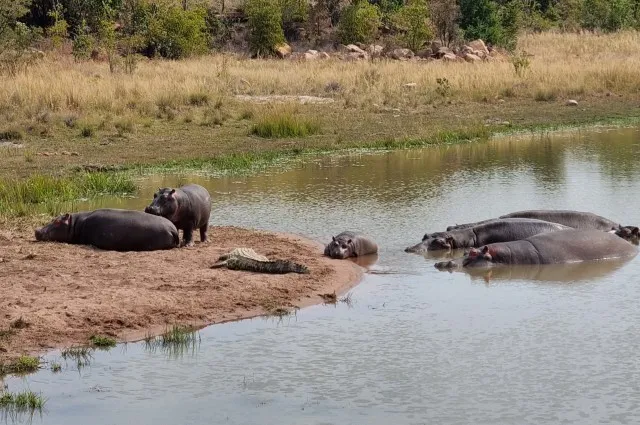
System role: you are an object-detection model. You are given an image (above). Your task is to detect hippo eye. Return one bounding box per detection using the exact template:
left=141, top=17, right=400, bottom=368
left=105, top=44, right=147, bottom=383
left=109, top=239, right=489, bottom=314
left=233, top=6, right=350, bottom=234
left=341, top=244, right=347, bottom=249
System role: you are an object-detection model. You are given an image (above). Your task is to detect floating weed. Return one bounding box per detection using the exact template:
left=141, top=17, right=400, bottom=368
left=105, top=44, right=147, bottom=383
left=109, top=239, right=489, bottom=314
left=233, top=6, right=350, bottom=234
left=89, top=335, right=116, bottom=349
left=339, top=292, right=354, bottom=307
left=61, top=347, right=93, bottom=369
left=250, top=112, right=320, bottom=138
left=50, top=362, right=62, bottom=373
left=144, top=325, right=201, bottom=358
left=0, top=390, right=46, bottom=410
left=0, top=356, right=40, bottom=375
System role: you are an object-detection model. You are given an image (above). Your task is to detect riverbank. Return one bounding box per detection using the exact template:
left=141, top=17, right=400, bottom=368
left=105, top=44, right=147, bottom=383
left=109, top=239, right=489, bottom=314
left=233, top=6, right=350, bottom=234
left=0, top=226, right=362, bottom=365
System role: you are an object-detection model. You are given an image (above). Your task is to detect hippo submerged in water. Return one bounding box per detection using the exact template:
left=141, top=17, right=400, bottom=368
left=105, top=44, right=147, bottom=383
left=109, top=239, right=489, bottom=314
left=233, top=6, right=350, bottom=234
left=324, top=231, right=378, bottom=259
left=405, top=218, right=569, bottom=254
left=435, top=229, right=638, bottom=270
left=145, top=184, right=211, bottom=247
left=34, top=209, right=179, bottom=251
left=446, top=209, right=639, bottom=243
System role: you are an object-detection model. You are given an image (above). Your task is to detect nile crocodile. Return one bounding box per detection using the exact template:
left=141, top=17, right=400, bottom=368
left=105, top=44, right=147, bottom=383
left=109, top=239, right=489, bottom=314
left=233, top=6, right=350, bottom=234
left=211, top=248, right=310, bottom=274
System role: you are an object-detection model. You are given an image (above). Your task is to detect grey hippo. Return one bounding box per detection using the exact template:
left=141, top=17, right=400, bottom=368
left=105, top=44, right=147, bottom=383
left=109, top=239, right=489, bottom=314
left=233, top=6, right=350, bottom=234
left=446, top=209, right=639, bottom=243
left=405, top=218, right=570, bottom=254
left=435, top=229, right=638, bottom=270
left=324, top=231, right=378, bottom=259
left=34, top=209, right=179, bottom=251
left=145, top=184, right=212, bottom=247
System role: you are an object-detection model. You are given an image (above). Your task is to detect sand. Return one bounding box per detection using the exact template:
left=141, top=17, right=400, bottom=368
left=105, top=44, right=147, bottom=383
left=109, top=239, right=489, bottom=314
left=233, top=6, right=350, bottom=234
left=0, top=226, right=362, bottom=363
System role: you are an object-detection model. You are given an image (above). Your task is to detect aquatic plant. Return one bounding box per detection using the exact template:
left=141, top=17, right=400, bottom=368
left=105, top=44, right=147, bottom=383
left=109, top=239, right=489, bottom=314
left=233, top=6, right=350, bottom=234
left=144, top=325, right=201, bottom=358
left=89, top=335, right=117, bottom=348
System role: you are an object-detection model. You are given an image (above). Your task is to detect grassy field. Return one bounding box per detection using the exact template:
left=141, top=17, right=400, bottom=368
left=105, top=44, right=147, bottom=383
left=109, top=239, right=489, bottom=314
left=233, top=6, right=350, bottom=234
left=1, top=31, right=640, bottom=221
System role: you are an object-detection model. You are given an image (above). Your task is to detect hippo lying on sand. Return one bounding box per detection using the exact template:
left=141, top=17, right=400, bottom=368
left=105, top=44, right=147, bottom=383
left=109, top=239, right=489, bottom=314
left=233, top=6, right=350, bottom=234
left=35, top=209, right=179, bottom=251
left=405, top=218, right=569, bottom=253
left=324, top=231, right=378, bottom=259
left=435, top=229, right=638, bottom=270
left=446, top=210, right=638, bottom=242
left=145, top=184, right=211, bottom=247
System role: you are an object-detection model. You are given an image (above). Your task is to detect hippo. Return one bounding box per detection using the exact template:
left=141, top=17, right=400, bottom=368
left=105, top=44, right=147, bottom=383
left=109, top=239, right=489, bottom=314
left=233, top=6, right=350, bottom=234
left=324, top=231, right=378, bottom=259
left=405, top=218, right=569, bottom=254
left=435, top=229, right=638, bottom=270
left=145, top=184, right=211, bottom=247
left=34, top=209, right=179, bottom=251
left=446, top=210, right=638, bottom=242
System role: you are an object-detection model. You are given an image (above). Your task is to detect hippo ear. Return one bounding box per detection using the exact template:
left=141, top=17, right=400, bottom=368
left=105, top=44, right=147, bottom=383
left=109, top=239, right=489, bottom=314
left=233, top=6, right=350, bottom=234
left=347, top=239, right=352, bottom=245
left=332, top=236, right=336, bottom=242
left=633, top=227, right=639, bottom=236
left=481, top=246, right=489, bottom=254
left=169, top=189, right=176, bottom=195
left=445, top=235, right=455, bottom=244
left=422, top=233, right=430, bottom=241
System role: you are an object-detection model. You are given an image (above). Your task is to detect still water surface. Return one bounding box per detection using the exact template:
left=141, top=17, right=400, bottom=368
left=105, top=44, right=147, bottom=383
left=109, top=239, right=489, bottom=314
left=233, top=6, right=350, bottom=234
left=5, top=127, right=640, bottom=425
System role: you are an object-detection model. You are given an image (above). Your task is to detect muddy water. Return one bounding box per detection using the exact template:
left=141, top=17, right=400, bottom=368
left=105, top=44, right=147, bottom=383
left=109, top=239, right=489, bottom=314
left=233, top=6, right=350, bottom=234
left=5, top=127, right=640, bottom=425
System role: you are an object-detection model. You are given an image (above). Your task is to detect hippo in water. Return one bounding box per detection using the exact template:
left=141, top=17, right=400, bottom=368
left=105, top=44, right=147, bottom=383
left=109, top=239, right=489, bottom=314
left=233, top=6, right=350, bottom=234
left=446, top=209, right=638, bottom=243
left=405, top=218, right=569, bottom=254
left=34, top=209, right=179, bottom=251
left=145, top=184, right=211, bottom=247
left=324, top=231, right=378, bottom=259
left=435, top=229, right=638, bottom=270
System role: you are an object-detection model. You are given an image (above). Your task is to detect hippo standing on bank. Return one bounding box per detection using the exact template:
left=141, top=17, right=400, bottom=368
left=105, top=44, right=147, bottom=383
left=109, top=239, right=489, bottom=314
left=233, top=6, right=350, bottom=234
left=446, top=209, right=639, bottom=243
left=34, top=209, right=179, bottom=251
left=324, top=231, right=378, bottom=259
left=435, top=229, right=638, bottom=270
left=405, top=218, right=569, bottom=253
left=145, top=184, right=211, bottom=247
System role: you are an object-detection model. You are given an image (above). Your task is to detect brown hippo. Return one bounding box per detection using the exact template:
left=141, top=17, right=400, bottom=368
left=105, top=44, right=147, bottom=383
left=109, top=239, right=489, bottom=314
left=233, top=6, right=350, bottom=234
left=446, top=210, right=638, bottom=243
left=34, top=209, right=179, bottom=251
left=435, top=229, right=638, bottom=270
left=324, top=231, right=378, bottom=259
left=145, top=184, right=211, bottom=247
left=405, top=218, right=569, bottom=254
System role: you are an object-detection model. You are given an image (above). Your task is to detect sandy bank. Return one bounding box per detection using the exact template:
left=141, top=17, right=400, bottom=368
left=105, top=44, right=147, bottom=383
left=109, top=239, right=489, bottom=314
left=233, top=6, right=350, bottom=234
left=0, top=226, right=362, bottom=363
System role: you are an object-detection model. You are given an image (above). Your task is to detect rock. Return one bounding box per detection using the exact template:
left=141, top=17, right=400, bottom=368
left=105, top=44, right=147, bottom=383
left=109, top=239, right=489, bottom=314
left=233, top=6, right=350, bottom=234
left=356, top=42, right=368, bottom=51
left=304, top=52, right=318, bottom=61
left=345, top=44, right=366, bottom=55
left=390, top=48, right=414, bottom=60
left=431, top=40, right=442, bottom=52
left=467, top=39, right=489, bottom=57
left=343, top=52, right=369, bottom=61
left=442, top=53, right=460, bottom=62
left=566, top=99, right=579, bottom=106
left=306, top=49, right=318, bottom=55
left=367, top=44, right=384, bottom=56
left=403, top=83, right=417, bottom=89
left=433, top=46, right=453, bottom=59
left=318, top=52, right=331, bottom=60
left=416, top=48, right=433, bottom=59
left=463, top=53, right=481, bottom=62
left=275, top=43, right=292, bottom=59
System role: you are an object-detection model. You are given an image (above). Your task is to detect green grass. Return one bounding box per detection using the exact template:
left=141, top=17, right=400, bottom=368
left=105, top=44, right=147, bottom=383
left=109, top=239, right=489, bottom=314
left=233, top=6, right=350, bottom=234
left=89, top=335, right=117, bottom=348
left=251, top=113, right=321, bottom=138
left=50, top=362, right=62, bottom=373
left=0, top=390, right=46, bottom=414
left=61, top=347, right=93, bottom=369
left=0, top=129, right=23, bottom=141
left=144, top=325, right=201, bottom=358
left=0, top=356, right=40, bottom=375
left=0, top=172, right=135, bottom=219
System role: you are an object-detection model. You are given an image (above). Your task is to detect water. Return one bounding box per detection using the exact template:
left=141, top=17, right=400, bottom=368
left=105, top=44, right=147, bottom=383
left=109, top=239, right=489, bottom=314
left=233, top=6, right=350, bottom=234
left=4, top=127, right=640, bottom=425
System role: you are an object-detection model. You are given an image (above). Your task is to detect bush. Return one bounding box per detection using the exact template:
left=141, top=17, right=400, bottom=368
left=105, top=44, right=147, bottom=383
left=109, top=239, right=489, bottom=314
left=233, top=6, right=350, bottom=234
left=458, top=0, right=503, bottom=45
left=72, top=20, right=94, bottom=61
left=280, top=0, right=308, bottom=39
left=581, top=0, right=634, bottom=32
left=147, top=6, right=208, bottom=59
left=392, top=0, right=433, bottom=52
left=338, top=0, right=381, bottom=45
left=246, top=0, right=285, bottom=56
left=251, top=112, right=320, bottom=138
left=430, top=0, right=461, bottom=46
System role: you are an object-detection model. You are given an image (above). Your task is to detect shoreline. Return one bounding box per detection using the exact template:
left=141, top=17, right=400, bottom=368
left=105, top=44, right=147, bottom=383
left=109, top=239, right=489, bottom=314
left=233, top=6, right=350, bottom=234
left=0, top=227, right=363, bottom=368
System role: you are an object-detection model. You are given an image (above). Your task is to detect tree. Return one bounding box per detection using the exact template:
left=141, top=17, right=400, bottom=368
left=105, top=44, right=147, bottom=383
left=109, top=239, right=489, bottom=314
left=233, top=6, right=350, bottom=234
left=430, top=0, right=460, bottom=46
left=392, top=0, right=433, bottom=51
left=246, top=0, right=285, bottom=56
left=337, top=0, right=381, bottom=44
left=47, top=1, right=68, bottom=47
left=458, top=0, right=503, bottom=45
left=1, top=0, right=43, bottom=75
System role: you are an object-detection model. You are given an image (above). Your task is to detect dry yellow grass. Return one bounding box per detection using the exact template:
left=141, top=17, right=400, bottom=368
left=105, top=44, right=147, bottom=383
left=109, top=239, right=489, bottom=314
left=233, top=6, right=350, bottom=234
left=2, top=31, right=640, bottom=124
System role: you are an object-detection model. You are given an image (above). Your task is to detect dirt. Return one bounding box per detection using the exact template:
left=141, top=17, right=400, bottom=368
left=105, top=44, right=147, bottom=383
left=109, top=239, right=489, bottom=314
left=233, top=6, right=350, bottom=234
left=0, top=226, right=362, bottom=363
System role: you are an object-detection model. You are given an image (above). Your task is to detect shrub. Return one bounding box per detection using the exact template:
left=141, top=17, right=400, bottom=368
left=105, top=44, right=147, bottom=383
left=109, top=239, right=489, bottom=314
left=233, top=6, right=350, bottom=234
left=251, top=112, right=320, bottom=138
left=338, top=0, right=381, bottom=45
left=47, top=2, right=68, bottom=48
left=147, top=6, right=208, bottom=59
left=392, top=0, right=433, bottom=52
left=581, top=0, right=634, bottom=32
left=246, top=0, right=286, bottom=56
left=458, top=0, right=503, bottom=45
left=280, top=0, right=308, bottom=39
left=430, top=0, right=461, bottom=46
left=72, top=20, right=94, bottom=61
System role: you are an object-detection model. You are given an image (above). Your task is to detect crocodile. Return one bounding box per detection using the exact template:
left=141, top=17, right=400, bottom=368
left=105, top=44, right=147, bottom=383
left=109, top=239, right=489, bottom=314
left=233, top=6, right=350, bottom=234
left=211, top=248, right=310, bottom=274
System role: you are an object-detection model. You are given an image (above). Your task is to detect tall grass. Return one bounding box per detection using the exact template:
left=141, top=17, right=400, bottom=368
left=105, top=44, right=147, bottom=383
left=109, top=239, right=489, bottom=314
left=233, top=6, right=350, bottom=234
left=0, top=173, right=135, bottom=218
left=1, top=32, right=639, bottom=122
left=251, top=111, right=320, bottom=138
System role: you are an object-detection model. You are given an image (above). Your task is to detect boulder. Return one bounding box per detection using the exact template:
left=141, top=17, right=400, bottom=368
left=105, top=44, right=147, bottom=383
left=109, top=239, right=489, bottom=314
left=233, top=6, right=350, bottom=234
left=367, top=44, right=384, bottom=56
left=416, top=48, right=433, bottom=59
left=463, top=53, right=481, bottom=62
left=304, top=52, right=318, bottom=61
left=566, top=99, right=579, bottom=106
left=275, top=43, right=292, bottom=59
left=345, top=44, right=367, bottom=55
left=343, top=51, right=369, bottom=61
left=306, top=49, right=319, bottom=55
left=442, top=53, right=460, bottom=62
left=403, top=83, right=417, bottom=89
left=390, top=48, right=414, bottom=60
left=318, top=52, right=331, bottom=60
left=431, top=40, right=442, bottom=52
left=467, top=39, right=489, bottom=57
left=433, top=46, right=453, bottom=59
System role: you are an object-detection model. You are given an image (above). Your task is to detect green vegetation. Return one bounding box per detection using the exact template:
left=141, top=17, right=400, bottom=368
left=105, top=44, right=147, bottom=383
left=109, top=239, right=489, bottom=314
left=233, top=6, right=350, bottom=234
left=61, top=347, right=93, bottom=369
left=338, top=0, right=381, bottom=45
left=0, top=390, right=46, bottom=411
left=144, top=325, right=201, bottom=358
left=0, top=356, right=40, bottom=375
left=89, top=335, right=117, bottom=348
left=246, top=0, right=286, bottom=56
left=391, top=0, right=433, bottom=52
left=50, top=362, right=62, bottom=373
left=0, top=173, right=135, bottom=219
left=251, top=112, right=320, bottom=138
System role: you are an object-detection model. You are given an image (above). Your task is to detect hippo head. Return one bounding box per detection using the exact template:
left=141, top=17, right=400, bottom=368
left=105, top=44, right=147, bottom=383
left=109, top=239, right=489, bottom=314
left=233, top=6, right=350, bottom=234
left=145, top=188, right=178, bottom=220
left=426, top=235, right=455, bottom=251
left=460, top=246, right=496, bottom=268
left=614, top=226, right=640, bottom=244
left=35, top=213, right=72, bottom=242
left=326, top=236, right=353, bottom=259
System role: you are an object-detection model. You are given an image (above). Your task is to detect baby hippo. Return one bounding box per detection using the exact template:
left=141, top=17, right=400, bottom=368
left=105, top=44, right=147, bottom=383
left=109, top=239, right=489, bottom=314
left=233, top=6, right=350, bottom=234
left=324, top=231, right=378, bottom=259
left=145, top=184, right=211, bottom=247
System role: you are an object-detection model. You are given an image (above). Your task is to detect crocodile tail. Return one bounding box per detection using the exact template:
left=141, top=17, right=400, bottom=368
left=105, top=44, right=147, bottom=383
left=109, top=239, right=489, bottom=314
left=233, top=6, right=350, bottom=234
left=272, top=260, right=310, bottom=274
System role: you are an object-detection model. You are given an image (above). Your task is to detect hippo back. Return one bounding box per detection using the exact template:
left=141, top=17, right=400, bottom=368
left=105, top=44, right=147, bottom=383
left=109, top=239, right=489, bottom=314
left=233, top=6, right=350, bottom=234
left=472, top=218, right=569, bottom=246
left=501, top=210, right=620, bottom=231
left=526, top=229, right=638, bottom=264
